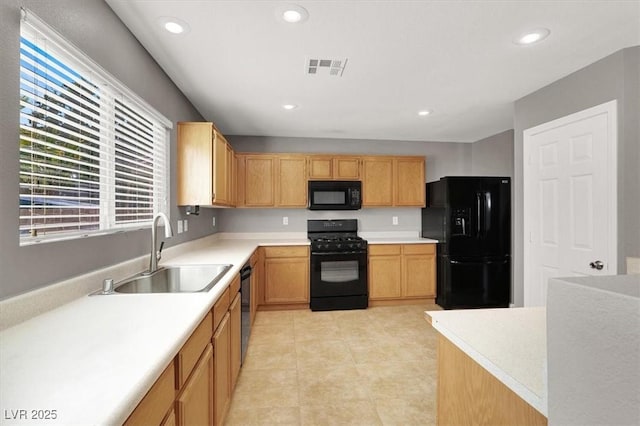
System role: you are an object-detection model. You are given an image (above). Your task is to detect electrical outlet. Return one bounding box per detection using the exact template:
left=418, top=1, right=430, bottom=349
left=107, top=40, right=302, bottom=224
left=212, top=217, right=216, bottom=227
left=392, top=216, right=399, bottom=225
left=184, top=219, right=188, bottom=232
left=283, top=216, right=289, bottom=226
left=177, top=220, right=183, bottom=234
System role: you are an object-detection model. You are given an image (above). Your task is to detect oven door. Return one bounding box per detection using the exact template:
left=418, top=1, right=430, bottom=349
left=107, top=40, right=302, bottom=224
left=310, top=251, right=368, bottom=297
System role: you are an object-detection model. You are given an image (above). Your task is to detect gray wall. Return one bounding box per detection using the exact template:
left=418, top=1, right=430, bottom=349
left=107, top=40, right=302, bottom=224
left=471, top=129, right=514, bottom=177
left=221, top=136, right=475, bottom=233
left=0, top=0, right=217, bottom=300
left=513, top=46, right=640, bottom=307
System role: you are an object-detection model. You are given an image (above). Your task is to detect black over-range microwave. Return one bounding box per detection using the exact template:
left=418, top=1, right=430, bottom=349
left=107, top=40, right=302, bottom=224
left=308, top=180, right=362, bottom=210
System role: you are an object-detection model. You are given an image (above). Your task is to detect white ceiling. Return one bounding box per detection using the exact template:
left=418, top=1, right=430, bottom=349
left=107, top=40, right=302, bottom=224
left=105, top=0, right=639, bottom=143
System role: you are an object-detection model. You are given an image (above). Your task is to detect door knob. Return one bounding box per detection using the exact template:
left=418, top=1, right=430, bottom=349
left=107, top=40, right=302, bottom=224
left=589, top=260, right=604, bottom=270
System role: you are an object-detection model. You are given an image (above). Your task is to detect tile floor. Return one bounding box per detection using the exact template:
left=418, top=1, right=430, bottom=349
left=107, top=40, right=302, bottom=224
left=225, top=303, right=442, bottom=426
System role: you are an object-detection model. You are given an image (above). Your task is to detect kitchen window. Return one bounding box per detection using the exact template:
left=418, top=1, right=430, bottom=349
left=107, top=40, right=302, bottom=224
left=19, top=9, right=172, bottom=245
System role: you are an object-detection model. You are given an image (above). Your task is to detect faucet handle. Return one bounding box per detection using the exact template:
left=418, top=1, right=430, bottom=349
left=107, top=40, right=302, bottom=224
left=102, top=278, right=114, bottom=294
left=156, top=241, right=165, bottom=261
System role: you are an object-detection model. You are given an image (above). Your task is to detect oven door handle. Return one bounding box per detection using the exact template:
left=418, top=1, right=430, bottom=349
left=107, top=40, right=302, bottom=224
left=311, top=251, right=367, bottom=256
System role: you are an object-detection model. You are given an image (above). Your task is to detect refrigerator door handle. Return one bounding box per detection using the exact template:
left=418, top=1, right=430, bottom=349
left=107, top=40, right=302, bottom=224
left=476, top=192, right=482, bottom=237
left=484, top=191, right=492, bottom=238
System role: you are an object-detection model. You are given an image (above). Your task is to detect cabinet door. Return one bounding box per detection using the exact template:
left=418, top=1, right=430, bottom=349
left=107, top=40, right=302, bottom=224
left=176, top=344, right=213, bottom=426
left=402, top=251, right=436, bottom=297
left=213, top=313, right=231, bottom=426
left=362, top=157, right=394, bottom=206
left=395, top=157, right=425, bottom=206
left=212, top=132, right=229, bottom=205
left=250, top=249, right=261, bottom=324
left=244, top=156, right=275, bottom=206
left=334, top=156, right=360, bottom=180
left=308, top=156, right=333, bottom=179
left=276, top=155, right=307, bottom=207
left=177, top=122, right=213, bottom=206
left=369, top=254, right=402, bottom=299
left=229, top=292, right=241, bottom=393
left=125, top=362, right=176, bottom=426
left=264, top=257, right=309, bottom=304
left=161, top=408, right=176, bottom=426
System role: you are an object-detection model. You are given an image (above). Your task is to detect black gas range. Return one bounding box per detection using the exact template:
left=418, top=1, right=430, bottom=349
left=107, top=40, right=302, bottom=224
left=308, top=219, right=368, bottom=311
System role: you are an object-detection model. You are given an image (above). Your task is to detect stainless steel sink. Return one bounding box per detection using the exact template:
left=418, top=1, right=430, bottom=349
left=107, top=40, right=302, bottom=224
left=113, top=264, right=232, bottom=294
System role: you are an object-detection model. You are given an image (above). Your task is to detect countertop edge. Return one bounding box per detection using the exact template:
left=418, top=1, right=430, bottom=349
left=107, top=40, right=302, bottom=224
left=428, top=311, right=548, bottom=416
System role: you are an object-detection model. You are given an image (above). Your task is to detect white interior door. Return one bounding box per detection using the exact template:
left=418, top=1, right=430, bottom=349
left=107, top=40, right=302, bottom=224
left=523, top=100, right=617, bottom=307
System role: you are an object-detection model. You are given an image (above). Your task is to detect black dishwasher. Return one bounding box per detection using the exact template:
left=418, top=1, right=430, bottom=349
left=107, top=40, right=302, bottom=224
left=240, top=263, right=252, bottom=364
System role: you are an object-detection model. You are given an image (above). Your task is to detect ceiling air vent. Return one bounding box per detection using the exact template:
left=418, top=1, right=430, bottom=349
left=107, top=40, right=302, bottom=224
left=306, top=58, right=348, bottom=76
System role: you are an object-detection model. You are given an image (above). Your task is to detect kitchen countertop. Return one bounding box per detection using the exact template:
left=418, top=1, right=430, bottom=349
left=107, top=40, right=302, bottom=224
left=426, top=307, right=547, bottom=416
left=0, top=238, right=276, bottom=425
left=0, top=233, right=436, bottom=425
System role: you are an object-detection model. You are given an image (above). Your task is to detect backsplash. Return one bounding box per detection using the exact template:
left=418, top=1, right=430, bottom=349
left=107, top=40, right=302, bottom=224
left=218, top=208, right=421, bottom=233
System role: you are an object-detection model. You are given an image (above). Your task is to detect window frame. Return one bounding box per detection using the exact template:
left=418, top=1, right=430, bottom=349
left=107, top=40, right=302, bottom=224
left=19, top=8, right=172, bottom=246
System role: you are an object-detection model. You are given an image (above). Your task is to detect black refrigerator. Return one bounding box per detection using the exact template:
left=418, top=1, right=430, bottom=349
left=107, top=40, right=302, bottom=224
left=421, top=176, right=511, bottom=309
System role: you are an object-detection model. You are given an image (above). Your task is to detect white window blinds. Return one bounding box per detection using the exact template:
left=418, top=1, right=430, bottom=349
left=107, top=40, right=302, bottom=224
left=19, top=9, right=171, bottom=245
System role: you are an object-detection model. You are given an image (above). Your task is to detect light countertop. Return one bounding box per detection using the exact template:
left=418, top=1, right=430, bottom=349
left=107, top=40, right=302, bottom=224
left=0, top=238, right=266, bottom=425
left=426, top=307, right=547, bottom=416
left=0, top=233, right=437, bottom=425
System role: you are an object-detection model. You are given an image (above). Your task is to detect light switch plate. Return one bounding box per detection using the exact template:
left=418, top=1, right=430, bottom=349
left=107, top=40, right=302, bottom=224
left=212, top=217, right=216, bottom=227
left=627, top=257, right=640, bottom=274
left=183, top=219, right=188, bottom=232
left=392, top=216, right=398, bottom=225
left=177, top=220, right=183, bottom=234
left=283, top=216, right=289, bottom=225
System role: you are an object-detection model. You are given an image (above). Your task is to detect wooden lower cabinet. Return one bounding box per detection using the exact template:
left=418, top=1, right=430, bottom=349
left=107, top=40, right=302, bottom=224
left=368, top=246, right=402, bottom=299
left=124, top=362, right=176, bottom=426
left=213, top=312, right=231, bottom=426
left=161, top=408, right=176, bottom=426
left=250, top=249, right=261, bottom=324
left=369, top=244, right=436, bottom=303
left=229, top=292, right=241, bottom=392
left=437, top=334, right=547, bottom=426
left=263, top=246, right=310, bottom=306
left=402, top=244, right=436, bottom=297
left=176, top=344, right=214, bottom=426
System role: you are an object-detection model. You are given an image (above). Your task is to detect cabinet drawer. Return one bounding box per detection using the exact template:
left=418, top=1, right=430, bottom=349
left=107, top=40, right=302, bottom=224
left=125, top=362, right=175, bottom=426
left=263, top=246, right=309, bottom=258
left=213, top=286, right=231, bottom=331
left=369, top=244, right=401, bottom=255
left=229, top=273, right=241, bottom=296
left=177, top=311, right=213, bottom=388
left=403, top=244, right=435, bottom=255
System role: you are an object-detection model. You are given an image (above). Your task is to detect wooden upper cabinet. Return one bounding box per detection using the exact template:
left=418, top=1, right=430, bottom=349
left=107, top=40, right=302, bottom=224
left=362, top=156, right=425, bottom=207
left=308, top=155, right=360, bottom=180
left=394, top=157, right=425, bottom=207
left=362, top=156, right=394, bottom=206
left=243, top=155, right=275, bottom=207
left=276, top=155, right=307, bottom=207
left=334, top=156, right=360, bottom=180
left=213, top=131, right=231, bottom=205
left=308, top=156, right=333, bottom=179
left=177, top=122, right=234, bottom=207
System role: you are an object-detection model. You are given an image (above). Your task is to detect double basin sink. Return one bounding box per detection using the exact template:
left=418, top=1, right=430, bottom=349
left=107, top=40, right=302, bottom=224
left=112, top=264, right=232, bottom=294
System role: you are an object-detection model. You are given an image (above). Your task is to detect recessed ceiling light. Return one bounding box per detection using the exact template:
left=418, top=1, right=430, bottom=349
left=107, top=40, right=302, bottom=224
left=282, top=104, right=298, bottom=110
left=418, top=110, right=432, bottom=116
left=515, top=28, right=550, bottom=45
left=277, top=4, right=309, bottom=23
left=158, top=17, right=190, bottom=35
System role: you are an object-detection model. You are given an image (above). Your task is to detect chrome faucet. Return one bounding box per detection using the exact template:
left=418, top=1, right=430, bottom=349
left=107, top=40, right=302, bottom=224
left=147, top=212, right=173, bottom=275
